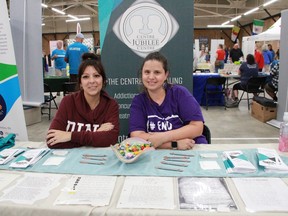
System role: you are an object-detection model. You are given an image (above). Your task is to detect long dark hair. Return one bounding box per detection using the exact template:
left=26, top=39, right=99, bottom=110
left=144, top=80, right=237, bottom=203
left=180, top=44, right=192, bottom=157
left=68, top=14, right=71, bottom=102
left=78, top=53, right=107, bottom=88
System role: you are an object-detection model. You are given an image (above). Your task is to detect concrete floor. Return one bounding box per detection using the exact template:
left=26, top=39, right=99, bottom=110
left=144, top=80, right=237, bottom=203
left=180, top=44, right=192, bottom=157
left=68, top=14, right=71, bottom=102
left=27, top=94, right=280, bottom=145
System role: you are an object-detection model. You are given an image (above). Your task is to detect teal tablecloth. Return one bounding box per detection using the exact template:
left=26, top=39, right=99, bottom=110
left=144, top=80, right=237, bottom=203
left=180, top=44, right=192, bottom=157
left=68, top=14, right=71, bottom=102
left=1, top=148, right=288, bottom=178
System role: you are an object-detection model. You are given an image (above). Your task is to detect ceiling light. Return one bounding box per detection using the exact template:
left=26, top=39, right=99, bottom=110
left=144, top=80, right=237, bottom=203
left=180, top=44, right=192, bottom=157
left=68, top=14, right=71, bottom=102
left=66, top=17, right=91, bottom=22
left=263, top=0, right=278, bottom=7
left=68, top=14, right=78, bottom=20
left=207, top=25, right=234, bottom=28
left=231, top=15, right=242, bottom=22
left=41, top=3, right=48, bottom=8
left=244, top=7, right=259, bottom=16
left=42, top=23, right=45, bottom=26
left=222, top=21, right=230, bottom=25
left=52, top=7, right=65, bottom=15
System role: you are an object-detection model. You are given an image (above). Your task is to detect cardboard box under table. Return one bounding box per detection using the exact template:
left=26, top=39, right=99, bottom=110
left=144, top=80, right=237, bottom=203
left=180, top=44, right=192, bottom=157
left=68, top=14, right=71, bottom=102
left=251, top=97, right=277, bottom=123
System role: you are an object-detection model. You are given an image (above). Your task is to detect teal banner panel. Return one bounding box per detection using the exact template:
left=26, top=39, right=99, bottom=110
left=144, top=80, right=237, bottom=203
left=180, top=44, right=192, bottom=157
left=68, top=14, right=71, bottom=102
left=99, top=0, right=194, bottom=142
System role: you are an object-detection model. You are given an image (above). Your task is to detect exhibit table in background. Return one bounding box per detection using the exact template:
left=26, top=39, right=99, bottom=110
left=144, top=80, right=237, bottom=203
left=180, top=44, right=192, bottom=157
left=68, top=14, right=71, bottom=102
left=195, top=62, right=212, bottom=73
left=44, top=76, right=69, bottom=93
left=193, top=73, right=225, bottom=106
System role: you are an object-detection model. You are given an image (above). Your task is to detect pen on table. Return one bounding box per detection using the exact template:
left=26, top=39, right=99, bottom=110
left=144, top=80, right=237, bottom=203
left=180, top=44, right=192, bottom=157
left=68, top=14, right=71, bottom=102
left=164, top=156, right=190, bottom=159
left=82, top=156, right=106, bottom=161
left=80, top=160, right=105, bottom=165
left=82, top=154, right=107, bottom=157
left=14, top=150, right=25, bottom=157
left=155, top=166, right=183, bottom=172
left=161, top=161, right=189, bottom=167
left=163, top=158, right=191, bottom=163
left=170, top=152, right=195, bottom=157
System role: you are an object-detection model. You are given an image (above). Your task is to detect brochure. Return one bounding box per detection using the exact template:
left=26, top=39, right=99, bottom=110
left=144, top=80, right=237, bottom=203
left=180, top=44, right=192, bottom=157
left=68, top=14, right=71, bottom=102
left=0, top=148, right=25, bottom=165
left=9, top=148, right=50, bottom=168
left=222, top=150, right=256, bottom=173
left=257, top=148, right=288, bottom=173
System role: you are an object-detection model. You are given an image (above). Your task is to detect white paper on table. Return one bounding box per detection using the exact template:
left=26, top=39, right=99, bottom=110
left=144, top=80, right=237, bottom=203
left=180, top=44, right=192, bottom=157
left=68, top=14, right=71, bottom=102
left=54, top=175, right=117, bottom=207
left=199, top=153, right=218, bottom=158
left=178, top=177, right=237, bottom=211
left=43, top=157, right=66, bottom=166
left=117, top=176, right=175, bottom=210
left=233, top=178, right=288, bottom=212
left=0, top=173, right=20, bottom=191
left=0, top=172, right=64, bottom=204
left=199, top=161, right=221, bottom=170
left=52, top=150, right=69, bottom=156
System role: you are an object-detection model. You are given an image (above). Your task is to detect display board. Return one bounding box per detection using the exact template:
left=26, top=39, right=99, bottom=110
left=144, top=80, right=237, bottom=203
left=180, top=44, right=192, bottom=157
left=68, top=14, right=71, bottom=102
left=99, top=0, right=194, bottom=141
left=0, top=0, right=28, bottom=140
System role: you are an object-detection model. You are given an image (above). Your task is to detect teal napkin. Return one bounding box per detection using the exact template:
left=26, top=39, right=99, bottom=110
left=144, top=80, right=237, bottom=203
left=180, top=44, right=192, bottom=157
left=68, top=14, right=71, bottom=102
left=0, top=133, right=16, bottom=151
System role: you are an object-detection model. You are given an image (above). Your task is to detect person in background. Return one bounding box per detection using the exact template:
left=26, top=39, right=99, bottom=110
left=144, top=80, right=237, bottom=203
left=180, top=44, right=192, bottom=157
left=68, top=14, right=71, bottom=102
left=204, top=49, right=210, bottom=63
left=198, top=49, right=206, bottom=63
left=262, top=44, right=273, bottom=73
left=229, top=43, right=243, bottom=63
left=65, top=33, right=89, bottom=82
left=254, top=42, right=264, bottom=72
left=268, top=44, right=275, bottom=61
left=224, top=45, right=230, bottom=63
left=51, top=40, right=66, bottom=76
left=215, top=44, right=225, bottom=73
left=46, top=53, right=119, bottom=148
left=129, top=52, right=207, bottom=150
left=42, top=49, right=48, bottom=74
left=96, top=48, right=101, bottom=56
left=265, top=49, right=280, bottom=101
left=227, top=54, right=258, bottom=107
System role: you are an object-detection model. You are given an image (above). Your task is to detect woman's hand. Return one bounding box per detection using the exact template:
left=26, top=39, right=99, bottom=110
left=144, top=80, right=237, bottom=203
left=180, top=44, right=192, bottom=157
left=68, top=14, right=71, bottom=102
left=97, top=123, right=114, bottom=132
left=176, top=138, right=195, bottom=150
left=46, top=129, right=72, bottom=146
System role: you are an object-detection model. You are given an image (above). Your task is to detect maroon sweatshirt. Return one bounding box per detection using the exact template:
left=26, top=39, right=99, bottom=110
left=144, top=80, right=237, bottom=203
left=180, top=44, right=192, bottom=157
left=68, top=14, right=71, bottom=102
left=47, top=90, right=119, bottom=148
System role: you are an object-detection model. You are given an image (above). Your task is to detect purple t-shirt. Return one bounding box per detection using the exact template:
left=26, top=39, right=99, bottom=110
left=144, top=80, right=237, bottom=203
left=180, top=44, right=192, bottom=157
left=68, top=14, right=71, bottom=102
left=129, top=85, right=207, bottom=144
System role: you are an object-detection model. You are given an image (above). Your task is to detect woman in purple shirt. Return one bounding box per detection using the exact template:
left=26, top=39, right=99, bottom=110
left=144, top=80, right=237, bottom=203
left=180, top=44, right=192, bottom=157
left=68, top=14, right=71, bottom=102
left=129, top=52, right=207, bottom=150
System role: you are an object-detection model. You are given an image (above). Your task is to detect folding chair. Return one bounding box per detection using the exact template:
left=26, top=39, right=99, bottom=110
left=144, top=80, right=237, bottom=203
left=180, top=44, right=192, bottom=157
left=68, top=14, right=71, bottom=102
left=42, top=83, right=58, bottom=120
left=238, top=76, right=266, bottom=110
left=63, top=82, right=77, bottom=96
left=204, top=77, right=227, bottom=110
left=202, top=124, right=211, bottom=144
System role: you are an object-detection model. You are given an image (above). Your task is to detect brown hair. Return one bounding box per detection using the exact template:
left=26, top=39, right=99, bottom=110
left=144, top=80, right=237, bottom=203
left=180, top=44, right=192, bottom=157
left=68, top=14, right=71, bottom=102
left=78, top=53, right=107, bottom=88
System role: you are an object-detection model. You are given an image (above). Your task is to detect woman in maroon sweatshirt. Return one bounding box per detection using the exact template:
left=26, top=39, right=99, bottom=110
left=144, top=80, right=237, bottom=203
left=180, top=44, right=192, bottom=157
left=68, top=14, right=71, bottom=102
left=46, top=53, right=119, bottom=148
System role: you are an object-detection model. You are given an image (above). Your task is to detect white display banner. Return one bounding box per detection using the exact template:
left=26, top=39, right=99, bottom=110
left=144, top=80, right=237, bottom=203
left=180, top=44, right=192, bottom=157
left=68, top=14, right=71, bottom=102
left=0, top=0, right=28, bottom=141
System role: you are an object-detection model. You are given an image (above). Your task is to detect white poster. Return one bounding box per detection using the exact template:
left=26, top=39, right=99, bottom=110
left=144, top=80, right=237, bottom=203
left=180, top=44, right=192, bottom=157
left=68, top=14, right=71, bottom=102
left=0, top=0, right=28, bottom=141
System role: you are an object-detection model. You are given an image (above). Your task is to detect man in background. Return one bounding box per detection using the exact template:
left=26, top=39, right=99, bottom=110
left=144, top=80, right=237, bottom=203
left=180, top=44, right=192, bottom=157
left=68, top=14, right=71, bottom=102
left=65, top=33, right=89, bottom=82
left=229, top=43, right=243, bottom=63
left=51, top=40, right=66, bottom=76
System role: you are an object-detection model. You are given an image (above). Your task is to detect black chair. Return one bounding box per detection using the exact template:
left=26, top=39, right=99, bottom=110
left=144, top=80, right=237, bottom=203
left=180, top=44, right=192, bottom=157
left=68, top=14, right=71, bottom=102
left=63, top=82, right=77, bottom=96
left=202, top=124, right=211, bottom=144
left=42, top=83, right=58, bottom=120
left=238, top=76, right=266, bottom=110
left=204, top=77, right=227, bottom=110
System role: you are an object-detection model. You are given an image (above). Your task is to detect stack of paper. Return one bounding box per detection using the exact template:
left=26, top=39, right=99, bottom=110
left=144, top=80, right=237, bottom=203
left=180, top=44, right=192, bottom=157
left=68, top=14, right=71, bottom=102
left=257, top=148, right=288, bottom=173
left=233, top=178, right=288, bottom=212
left=0, top=148, right=25, bottom=165
left=9, top=148, right=50, bottom=168
left=178, top=177, right=237, bottom=211
left=222, top=150, right=256, bottom=173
